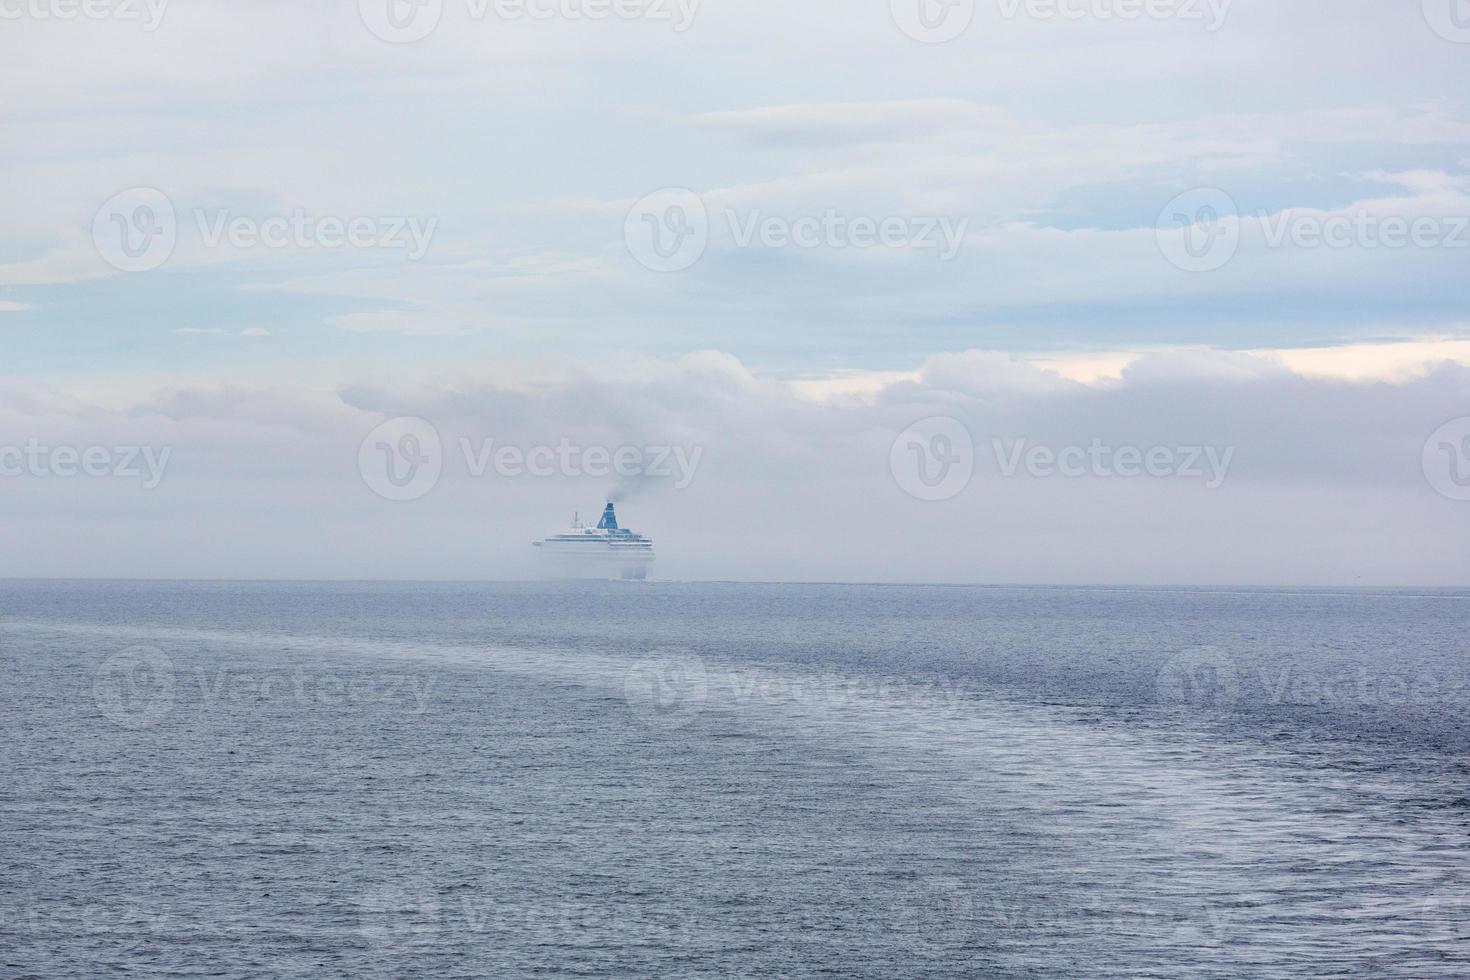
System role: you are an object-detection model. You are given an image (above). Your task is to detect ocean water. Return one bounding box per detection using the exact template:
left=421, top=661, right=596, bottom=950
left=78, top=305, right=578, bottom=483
left=1, top=580, right=1467, bottom=978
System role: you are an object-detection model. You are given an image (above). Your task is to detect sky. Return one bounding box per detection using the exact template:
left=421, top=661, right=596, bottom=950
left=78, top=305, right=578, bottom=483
left=1, top=0, right=1469, bottom=584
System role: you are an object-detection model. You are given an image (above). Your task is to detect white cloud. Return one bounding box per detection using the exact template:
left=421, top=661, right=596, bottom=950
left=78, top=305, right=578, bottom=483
left=1, top=0, right=1467, bottom=587
left=1, top=348, right=1467, bottom=583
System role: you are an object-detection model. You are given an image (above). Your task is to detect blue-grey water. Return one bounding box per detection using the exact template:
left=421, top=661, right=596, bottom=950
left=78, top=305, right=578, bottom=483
left=2, top=580, right=1467, bottom=978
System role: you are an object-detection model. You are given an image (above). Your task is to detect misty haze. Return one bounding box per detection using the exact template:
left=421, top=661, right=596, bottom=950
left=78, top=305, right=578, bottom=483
left=2, top=1, right=1468, bottom=977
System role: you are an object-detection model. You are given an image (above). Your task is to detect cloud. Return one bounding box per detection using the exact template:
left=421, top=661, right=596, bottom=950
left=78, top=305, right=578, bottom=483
left=3, top=10, right=1467, bottom=357
left=175, top=326, right=273, bottom=338
left=0, top=0, right=1466, bottom=589
left=327, top=309, right=469, bottom=336
left=1, top=348, right=1466, bottom=584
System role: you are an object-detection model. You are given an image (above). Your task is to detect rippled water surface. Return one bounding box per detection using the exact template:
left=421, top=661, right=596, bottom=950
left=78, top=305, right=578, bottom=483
left=2, top=581, right=1468, bottom=977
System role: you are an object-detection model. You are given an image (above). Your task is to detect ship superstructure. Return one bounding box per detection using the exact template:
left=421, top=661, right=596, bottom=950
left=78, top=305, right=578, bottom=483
left=533, top=503, right=654, bottom=579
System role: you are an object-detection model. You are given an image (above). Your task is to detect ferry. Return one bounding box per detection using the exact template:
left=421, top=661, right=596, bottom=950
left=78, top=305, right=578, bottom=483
left=533, top=503, right=654, bottom=580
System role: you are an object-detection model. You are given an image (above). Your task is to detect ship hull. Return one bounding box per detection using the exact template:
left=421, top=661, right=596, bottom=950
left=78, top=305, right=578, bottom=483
left=535, top=542, right=654, bottom=581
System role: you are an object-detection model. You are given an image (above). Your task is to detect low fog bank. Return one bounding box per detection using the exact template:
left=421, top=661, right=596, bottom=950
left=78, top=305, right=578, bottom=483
left=1, top=349, right=1466, bottom=585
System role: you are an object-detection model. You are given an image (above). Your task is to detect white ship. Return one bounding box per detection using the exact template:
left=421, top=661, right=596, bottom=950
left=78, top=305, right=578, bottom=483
left=533, top=503, right=655, bottom=580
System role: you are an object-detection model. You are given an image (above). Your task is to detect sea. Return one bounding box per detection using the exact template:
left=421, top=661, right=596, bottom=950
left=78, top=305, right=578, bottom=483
left=1, top=580, right=1467, bottom=978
